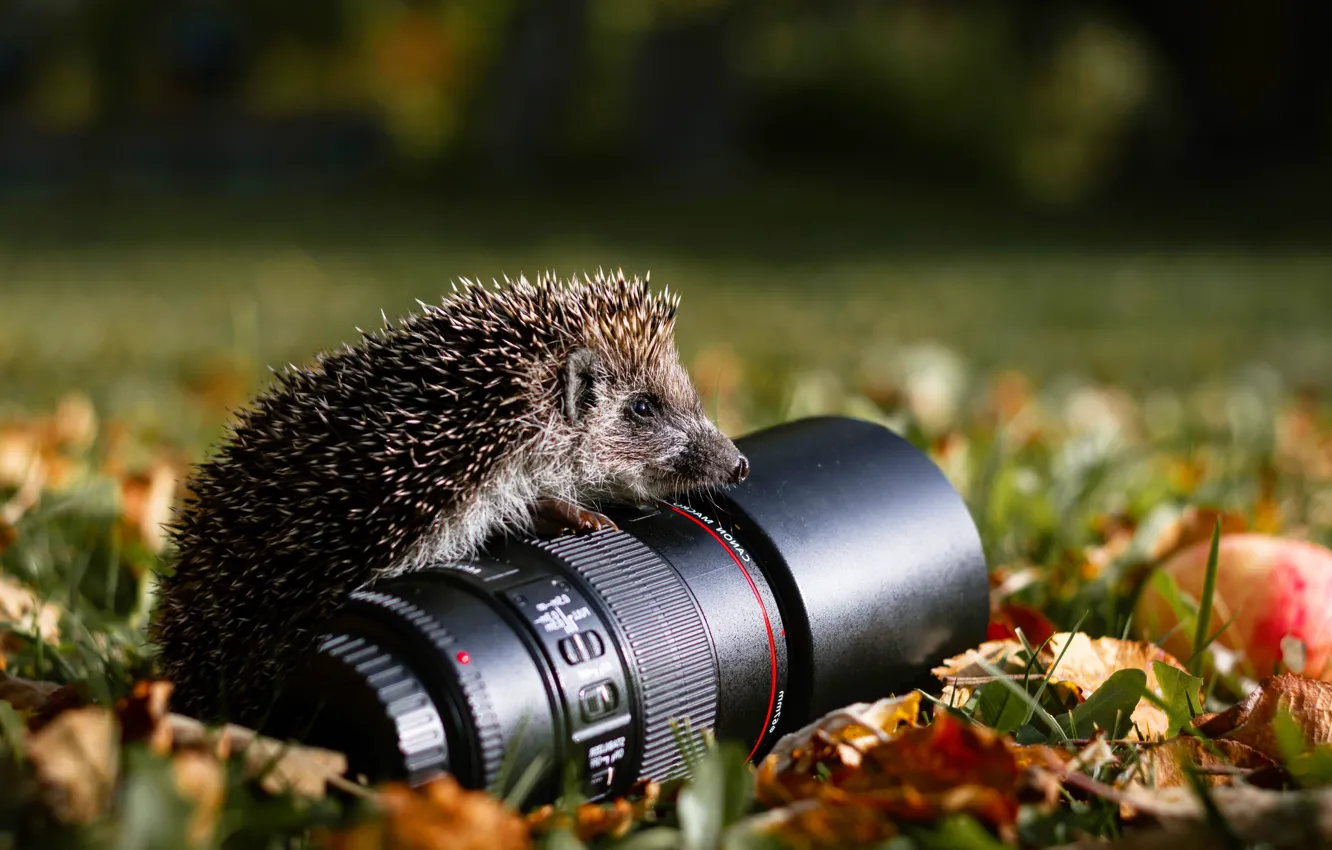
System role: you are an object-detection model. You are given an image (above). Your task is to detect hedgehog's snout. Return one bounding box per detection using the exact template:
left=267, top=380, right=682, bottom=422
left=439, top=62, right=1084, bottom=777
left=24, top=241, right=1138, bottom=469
left=731, top=454, right=750, bottom=484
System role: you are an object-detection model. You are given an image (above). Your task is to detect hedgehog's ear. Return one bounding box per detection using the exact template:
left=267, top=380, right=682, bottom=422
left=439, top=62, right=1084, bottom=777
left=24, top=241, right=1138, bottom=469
left=563, top=347, right=600, bottom=424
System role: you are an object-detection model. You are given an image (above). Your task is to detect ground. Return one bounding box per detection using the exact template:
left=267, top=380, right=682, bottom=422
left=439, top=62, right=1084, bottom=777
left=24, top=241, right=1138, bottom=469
left=0, top=186, right=1330, bottom=848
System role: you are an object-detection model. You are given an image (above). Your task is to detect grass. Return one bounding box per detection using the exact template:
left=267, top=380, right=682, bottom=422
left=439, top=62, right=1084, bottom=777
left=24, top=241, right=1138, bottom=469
left=1, top=187, right=1330, bottom=848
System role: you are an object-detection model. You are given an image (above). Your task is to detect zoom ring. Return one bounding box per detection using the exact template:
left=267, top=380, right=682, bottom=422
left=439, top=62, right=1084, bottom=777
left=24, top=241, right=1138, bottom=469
left=538, top=531, right=719, bottom=780
left=318, top=634, right=450, bottom=784
left=349, top=590, right=507, bottom=787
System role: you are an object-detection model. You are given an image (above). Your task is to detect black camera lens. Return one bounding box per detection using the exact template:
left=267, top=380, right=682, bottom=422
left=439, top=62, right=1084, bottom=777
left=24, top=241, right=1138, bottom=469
left=269, top=416, right=989, bottom=804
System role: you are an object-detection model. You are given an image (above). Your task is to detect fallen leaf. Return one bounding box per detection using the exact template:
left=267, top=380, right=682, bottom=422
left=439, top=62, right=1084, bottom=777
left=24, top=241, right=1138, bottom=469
left=1041, top=633, right=1190, bottom=740
left=1136, top=736, right=1280, bottom=789
left=0, top=671, right=62, bottom=713
left=117, top=459, right=179, bottom=553
left=755, top=709, right=1065, bottom=845
left=27, top=683, right=92, bottom=731
left=316, top=775, right=531, bottom=850
left=1194, top=673, right=1332, bottom=761
left=168, top=714, right=347, bottom=799
left=27, top=706, right=119, bottom=824
left=744, top=798, right=899, bottom=850
left=49, top=393, right=97, bottom=451
left=526, top=780, right=661, bottom=842
left=932, top=641, right=1030, bottom=711
left=0, top=574, right=62, bottom=646
left=0, top=424, right=41, bottom=488
left=116, top=679, right=175, bottom=755
left=1111, top=784, right=1332, bottom=848
left=932, top=633, right=1193, bottom=740
left=172, top=748, right=226, bottom=847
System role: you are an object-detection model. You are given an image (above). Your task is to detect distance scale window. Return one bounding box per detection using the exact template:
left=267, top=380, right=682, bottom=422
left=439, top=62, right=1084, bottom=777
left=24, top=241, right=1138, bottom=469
left=504, top=576, right=631, bottom=793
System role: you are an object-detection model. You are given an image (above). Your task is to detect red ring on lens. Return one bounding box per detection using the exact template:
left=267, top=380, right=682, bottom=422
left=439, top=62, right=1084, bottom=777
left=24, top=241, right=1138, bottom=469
left=666, top=505, right=778, bottom=761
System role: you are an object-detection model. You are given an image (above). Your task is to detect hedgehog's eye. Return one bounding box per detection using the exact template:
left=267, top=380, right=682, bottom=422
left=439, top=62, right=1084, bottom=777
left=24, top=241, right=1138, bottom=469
left=628, top=396, right=656, bottom=422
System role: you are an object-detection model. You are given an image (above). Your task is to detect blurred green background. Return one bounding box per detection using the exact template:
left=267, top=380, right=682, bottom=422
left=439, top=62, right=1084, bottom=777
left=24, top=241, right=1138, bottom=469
left=1, top=0, right=1329, bottom=444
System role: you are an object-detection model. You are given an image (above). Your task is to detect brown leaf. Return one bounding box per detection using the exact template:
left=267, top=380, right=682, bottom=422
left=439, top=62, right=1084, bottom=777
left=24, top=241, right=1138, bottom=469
left=50, top=394, right=97, bottom=450
left=0, top=424, right=41, bottom=489
left=1040, top=633, right=1189, bottom=740
left=167, top=714, right=347, bottom=799
left=316, top=775, right=531, bottom=850
left=756, top=710, right=1065, bottom=844
left=0, top=671, right=62, bottom=713
left=117, top=459, right=179, bottom=553
left=0, top=574, right=62, bottom=645
left=1195, top=673, right=1332, bottom=761
left=932, top=641, right=1030, bottom=711
left=526, top=780, right=661, bottom=842
left=745, top=798, right=900, bottom=850
left=27, top=683, right=92, bottom=731
left=933, top=633, right=1192, bottom=741
left=116, top=679, right=174, bottom=754
left=27, top=706, right=119, bottom=824
left=1136, top=737, right=1280, bottom=789
left=173, top=748, right=226, bottom=847
left=757, top=692, right=927, bottom=805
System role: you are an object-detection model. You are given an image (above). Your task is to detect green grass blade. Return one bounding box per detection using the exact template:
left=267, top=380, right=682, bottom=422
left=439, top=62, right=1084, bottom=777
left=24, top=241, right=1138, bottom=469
left=1188, top=518, right=1222, bottom=677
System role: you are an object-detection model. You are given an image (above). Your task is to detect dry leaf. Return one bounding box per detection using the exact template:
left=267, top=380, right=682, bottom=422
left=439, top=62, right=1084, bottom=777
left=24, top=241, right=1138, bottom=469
left=27, top=706, right=119, bottom=824
left=1136, top=736, right=1279, bottom=789
left=527, top=780, right=660, bottom=842
left=932, top=633, right=1191, bottom=740
left=0, top=520, right=15, bottom=555
left=762, top=691, right=927, bottom=786
left=755, top=709, right=1065, bottom=845
left=0, top=671, right=62, bottom=713
left=1194, top=673, right=1332, bottom=760
left=1041, top=633, right=1188, bottom=740
left=117, top=459, right=179, bottom=553
left=0, top=576, right=63, bottom=668
left=0, top=424, right=40, bottom=489
left=50, top=393, right=97, bottom=451
left=1109, top=784, right=1332, bottom=848
left=173, top=748, right=226, bottom=847
left=317, top=775, right=531, bottom=850
left=745, top=798, right=900, bottom=850
left=0, top=575, right=61, bottom=644
left=116, top=679, right=175, bottom=755
left=168, top=714, right=347, bottom=799
left=932, top=641, right=1030, bottom=711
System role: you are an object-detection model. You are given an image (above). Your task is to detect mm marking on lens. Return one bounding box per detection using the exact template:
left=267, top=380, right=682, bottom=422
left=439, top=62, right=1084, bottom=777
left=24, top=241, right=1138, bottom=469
left=665, top=504, right=778, bottom=761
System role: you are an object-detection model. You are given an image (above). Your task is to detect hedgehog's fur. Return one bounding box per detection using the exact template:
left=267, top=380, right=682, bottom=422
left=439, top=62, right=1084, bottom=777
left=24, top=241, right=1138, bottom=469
left=151, top=269, right=747, bottom=725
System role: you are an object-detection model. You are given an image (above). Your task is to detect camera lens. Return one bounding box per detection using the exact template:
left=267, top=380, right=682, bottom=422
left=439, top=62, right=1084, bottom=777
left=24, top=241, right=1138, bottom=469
left=269, top=416, right=989, bottom=804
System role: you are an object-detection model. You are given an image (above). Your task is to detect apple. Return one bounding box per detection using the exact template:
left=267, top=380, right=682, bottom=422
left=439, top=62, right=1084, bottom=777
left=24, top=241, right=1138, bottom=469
left=1136, top=533, right=1332, bottom=680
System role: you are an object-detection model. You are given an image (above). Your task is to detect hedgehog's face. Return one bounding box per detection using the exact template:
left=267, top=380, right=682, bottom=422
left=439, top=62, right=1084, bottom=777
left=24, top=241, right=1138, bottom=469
left=562, top=346, right=748, bottom=502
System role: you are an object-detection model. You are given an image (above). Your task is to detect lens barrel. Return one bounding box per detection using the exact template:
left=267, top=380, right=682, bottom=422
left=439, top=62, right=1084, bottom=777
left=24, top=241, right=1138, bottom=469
left=269, top=416, right=989, bottom=804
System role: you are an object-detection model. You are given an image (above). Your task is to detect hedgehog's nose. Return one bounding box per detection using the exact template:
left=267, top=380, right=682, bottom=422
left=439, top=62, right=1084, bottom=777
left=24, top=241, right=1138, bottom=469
left=731, top=454, right=750, bottom=484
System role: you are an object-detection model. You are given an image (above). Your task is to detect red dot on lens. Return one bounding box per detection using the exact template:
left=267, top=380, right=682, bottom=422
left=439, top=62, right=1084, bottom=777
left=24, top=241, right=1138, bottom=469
left=456, top=651, right=471, bottom=665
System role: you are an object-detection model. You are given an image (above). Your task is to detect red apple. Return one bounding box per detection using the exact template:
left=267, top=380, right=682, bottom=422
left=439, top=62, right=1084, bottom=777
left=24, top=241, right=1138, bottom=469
left=1137, top=533, right=1332, bottom=680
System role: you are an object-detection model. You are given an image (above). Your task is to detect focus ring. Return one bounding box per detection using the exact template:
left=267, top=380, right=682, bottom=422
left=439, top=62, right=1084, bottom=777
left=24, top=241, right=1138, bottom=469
left=349, top=589, right=507, bottom=787
left=537, top=530, right=719, bottom=780
left=318, top=634, right=450, bottom=784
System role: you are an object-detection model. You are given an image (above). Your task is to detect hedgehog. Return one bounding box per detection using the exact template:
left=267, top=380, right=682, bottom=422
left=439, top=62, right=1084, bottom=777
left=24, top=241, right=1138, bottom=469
left=150, top=269, right=749, bottom=725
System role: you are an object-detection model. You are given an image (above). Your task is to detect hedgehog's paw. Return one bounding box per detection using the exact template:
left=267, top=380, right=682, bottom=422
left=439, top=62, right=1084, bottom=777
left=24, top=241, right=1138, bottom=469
left=533, top=498, right=618, bottom=537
